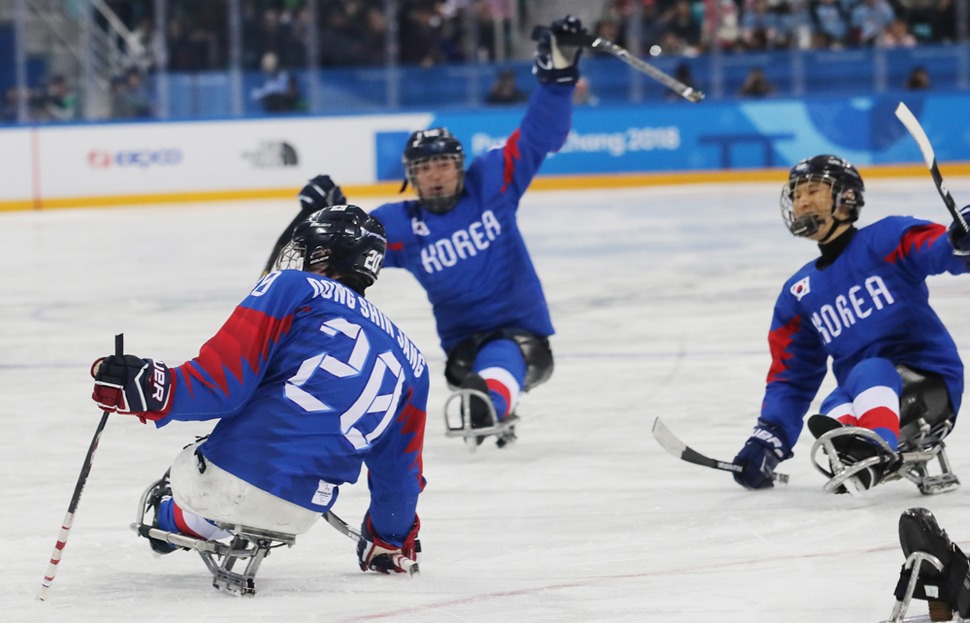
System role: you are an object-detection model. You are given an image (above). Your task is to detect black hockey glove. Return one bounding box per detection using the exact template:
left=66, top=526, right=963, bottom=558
left=947, top=205, right=970, bottom=257
left=299, top=174, right=347, bottom=212
left=91, top=354, right=172, bottom=420
left=733, top=424, right=791, bottom=490
left=357, top=513, right=420, bottom=574
left=532, top=15, right=586, bottom=85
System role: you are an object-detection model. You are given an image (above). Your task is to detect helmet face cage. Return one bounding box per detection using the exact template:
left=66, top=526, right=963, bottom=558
left=274, top=205, right=386, bottom=292
left=402, top=127, right=466, bottom=214
left=779, top=155, right=865, bottom=237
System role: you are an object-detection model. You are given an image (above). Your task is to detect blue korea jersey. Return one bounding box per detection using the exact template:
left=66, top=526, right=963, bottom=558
left=761, top=217, right=967, bottom=447
left=154, top=270, right=429, bottom=540
left=371, top=82, right=573, bottom=353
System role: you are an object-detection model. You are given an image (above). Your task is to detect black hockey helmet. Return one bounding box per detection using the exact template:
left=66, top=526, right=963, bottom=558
left=275, top=205, right=386, bottom=294
left=402, top=127, right=466, bottom=214
left=780, top=154, right=865, bottom=238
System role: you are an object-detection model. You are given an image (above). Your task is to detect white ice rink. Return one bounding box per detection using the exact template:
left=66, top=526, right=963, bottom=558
left=5, top=178, right=970, bottom=622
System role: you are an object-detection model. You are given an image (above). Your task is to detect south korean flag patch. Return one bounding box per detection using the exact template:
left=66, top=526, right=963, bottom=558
left=790, top=276, right=811, bottom=301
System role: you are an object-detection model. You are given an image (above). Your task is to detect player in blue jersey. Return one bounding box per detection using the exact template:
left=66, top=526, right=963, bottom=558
left=91, top=205, right=428, bottom=579
left=732, top=155, right=970, bottom=493
left=282, top=16, right=586, bottom=448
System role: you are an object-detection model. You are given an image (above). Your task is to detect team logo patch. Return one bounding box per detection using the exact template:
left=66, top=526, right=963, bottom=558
left=411, top=218, right=429, bottom=236
left=790, top=276, right=811, bottom=300
left=311, top=480, right=336, bottom=506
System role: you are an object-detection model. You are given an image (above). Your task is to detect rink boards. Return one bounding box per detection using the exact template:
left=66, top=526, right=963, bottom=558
left=2, top=92, right=970, bottom=211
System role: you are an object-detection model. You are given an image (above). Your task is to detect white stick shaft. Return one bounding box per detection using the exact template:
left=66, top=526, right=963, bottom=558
left=37, top=511, right=75, bottom=600
left=894, top=102, right=936, bottom=168
left=894, top=102, right=968, bottom=233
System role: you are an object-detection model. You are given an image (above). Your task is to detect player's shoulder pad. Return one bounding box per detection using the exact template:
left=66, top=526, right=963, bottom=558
left=861, top=215, right=939, bottom=249
left=370, top=201, right=407, bottom=228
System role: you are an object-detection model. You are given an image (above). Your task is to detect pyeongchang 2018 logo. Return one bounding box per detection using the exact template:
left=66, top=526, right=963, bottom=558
left=87, top=148, right=183, bottom=169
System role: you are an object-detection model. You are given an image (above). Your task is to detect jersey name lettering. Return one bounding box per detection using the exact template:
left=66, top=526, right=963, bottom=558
left=420, top=210, right=502, bottom=273
left=810, top=275, right=895, bottom=344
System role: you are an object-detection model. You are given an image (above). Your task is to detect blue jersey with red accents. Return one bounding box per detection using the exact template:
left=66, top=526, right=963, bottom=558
left=761, top=216, right=967, bottom=447
left=371, top=82, right=573, bottom=353
left=155, top=270, right=428, bottom=540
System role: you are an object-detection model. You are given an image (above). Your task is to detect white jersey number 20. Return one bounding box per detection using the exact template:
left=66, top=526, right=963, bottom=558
left=285, top=318, right=405, bottom=450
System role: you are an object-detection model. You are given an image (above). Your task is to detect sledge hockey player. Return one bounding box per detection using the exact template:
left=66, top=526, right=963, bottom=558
left=91, top=205, right=428, bottom=593
left=260, top=174, right=346, bottom=277
left=275, top=16, right=587, bottom=448
left=888, top=507, right=970, bottom=622
left=732, top=154, right=969, bottom=494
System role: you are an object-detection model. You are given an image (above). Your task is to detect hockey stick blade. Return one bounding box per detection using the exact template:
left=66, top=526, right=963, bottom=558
left=38, top=333, right=124, bottom=601
left=895, top=102, right=968, bottom=234
left=652, top=417, right=789, bottom=484
left=529, top=26, right=704, bottom=103
left=322, top=512, right=419, bottom=576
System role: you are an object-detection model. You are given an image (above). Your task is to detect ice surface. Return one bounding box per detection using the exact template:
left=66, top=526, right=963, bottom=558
left=4, top=179, right=970, bottom=622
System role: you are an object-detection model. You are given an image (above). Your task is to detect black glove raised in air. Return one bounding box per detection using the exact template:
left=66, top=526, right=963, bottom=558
left=533, top=15, right=587, bottom=86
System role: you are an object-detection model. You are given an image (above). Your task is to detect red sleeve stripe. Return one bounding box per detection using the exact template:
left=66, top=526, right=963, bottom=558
left=884, top=223, right=945, bottom=264
left=766, top=315, right=800, bottom=384
left=180, top=306, right=294, bottom=395
left=398, top=393, right=427, bottom=492
left=500, top=129, right=522, bottom=193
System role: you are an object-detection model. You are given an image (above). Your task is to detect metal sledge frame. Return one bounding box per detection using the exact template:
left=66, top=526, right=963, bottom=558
left=130, top=478, right=296, bottom=597
left=880, top=551, right=970, bottom=623
left=810, top=421, right=960, bottom=495
left=443, top=387, right=517, bottom=451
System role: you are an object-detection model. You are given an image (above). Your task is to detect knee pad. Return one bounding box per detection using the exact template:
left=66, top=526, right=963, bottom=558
left=897, top=364, right=955, bottom=447
left=444, top=330, right=553, bottom=391
left=844, top=357, right=903, bottom=396
left=511, top=333, right=553, bottom=390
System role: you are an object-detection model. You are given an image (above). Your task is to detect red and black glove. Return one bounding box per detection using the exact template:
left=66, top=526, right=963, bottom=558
left=91, top=354, right=172, bottom=420
left=357, top=513, right=420, bottom=574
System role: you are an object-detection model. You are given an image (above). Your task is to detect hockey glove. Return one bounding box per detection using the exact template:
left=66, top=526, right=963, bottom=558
left=357, top=513, right=420, bottom=574
left=947, top=205, right=970, bottom=257
left=532, top=15, right=586, bottom=85
left=299, top=174, right=347, bottom=212
left=91, top=354, right=172, bottom=420
left=733, top=424, right=791, bottom=490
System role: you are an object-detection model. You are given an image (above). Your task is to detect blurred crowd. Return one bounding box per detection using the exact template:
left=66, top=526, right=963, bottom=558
left=101, top=0, right=968, bottom=74
left=1, top=67, right=153, bottom=123
left=100, top=0, right=517, bottom=72
left=2, top=74, right=81, bottom=123
left=1, top=0, right=964, bottom=122
left=596, top=0, right=963, bottom=56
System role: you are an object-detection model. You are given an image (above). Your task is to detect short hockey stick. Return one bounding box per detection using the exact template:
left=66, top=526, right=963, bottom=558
left=530, top=26, right=704, bottom=103
left=652, top=417, right=790, bottom=484
left=37, top=333, right=123, bottom=601
left=323, top=510, right=361, bottom=541
left=322, top=511, right=419, bottom=576
left=894, top=102, right=969, bottom=235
